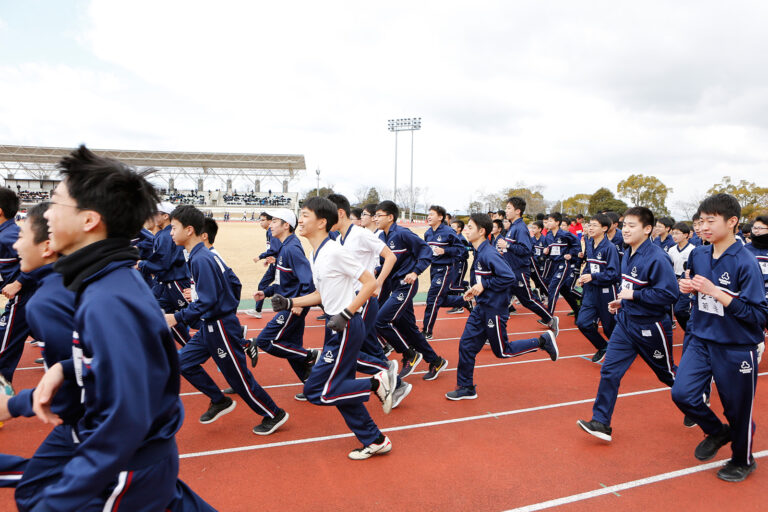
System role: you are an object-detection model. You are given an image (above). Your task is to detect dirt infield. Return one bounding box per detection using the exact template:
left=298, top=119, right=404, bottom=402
left=214, top=221, right=434, bottom=301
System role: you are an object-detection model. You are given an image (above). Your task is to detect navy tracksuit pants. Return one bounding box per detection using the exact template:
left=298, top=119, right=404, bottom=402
left=422, top=264, right=465, bottom=335
left=254, top=307, right=311, bottom=380
left=576, top=286, right=617, bottom=351
left=0, top=453, right=25, bottom=488
left=592, top=315, right=676, bottom=426
left=457, top=305, right=540, bottom=388
left=180, top=314, right=280, bottom=418
left=155, top=279, right=192, bottom=346
left=545, top=261, right=581, bottom=316
left=354, top=298, right=403, bottom=387
left=303, top=315, right=382, bottom=446
left=0, top=292, right=33, bottom=382
left=376, top=281, right=439, bottom=364
left=672, top=335, right=758, bottom=467
left=510, top=271, right=552, bottom=323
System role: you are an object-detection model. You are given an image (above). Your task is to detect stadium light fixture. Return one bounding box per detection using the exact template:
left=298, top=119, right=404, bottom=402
left=387, top=117, right=422, bottom=221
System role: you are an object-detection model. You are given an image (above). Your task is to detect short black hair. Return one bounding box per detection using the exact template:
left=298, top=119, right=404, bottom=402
left=492, top=219, right=505, bottom=232
left=604, top=211, right=620, bottom=225
left=692, top=212, right=700, bottom=221
left=170, top=204, right=205, bottom=235
left=547, top=212, right=562, bottom=223
left=590, top=213, right=612, bottom=229
left=451, top=219, right=465, bottom=231
left=57, top=145, right=159, bottom=238
left=260, top=211, right=273, bottom=220
left=362, top=203, right=377, bottom=216
left=535, top=213, right=546, bottom=221
left=576, top=213, right=584, bottom=219
left=753, top=215, right=768, bottom=226
left=697, top=193, right=741, bottom=223
left=303, top=196, right=338, bottom=233
left=203, top=217, right=219, bottom=243
left=469, top=213, right=492, bottom=238
left=507, top=197, right=526, bottom=214
left=623, top=206, right=655, bottom=229
left=26, top=202, right=51, bottom=244
left=496, top=209, right=505, bottom=218
left=429, top=205, right=447, bottom=222
left=657, top=216, right=675, bottom=230
left=672, top=222, right=691, bottom=234
left=375, top=200, right=399, bottom=222
left=350, top=207, right=363, bottom=219
left=533, top=220, right=544, bottom=230
left=326, top=193, right=351, bottom=216
left=0, top=187, right=20, bottom=219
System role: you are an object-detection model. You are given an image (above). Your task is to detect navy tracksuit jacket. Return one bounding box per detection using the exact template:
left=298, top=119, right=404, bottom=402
left=501, top=218, right=551, bottom=322
left=575, top=236, right=620, bottom=351
left=422, top=223, right=465, bottom=334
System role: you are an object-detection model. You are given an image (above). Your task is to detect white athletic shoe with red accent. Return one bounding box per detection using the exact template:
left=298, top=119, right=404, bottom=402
left=348, top=436, right=392, bottom=460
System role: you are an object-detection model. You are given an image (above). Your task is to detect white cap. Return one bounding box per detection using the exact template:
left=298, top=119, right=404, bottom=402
left=271, top=208, right=296, bottom=229
left=156, top=202, right=175, bottom=215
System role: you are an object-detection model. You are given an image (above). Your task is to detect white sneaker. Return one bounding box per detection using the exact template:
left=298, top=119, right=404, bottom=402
left=391, top=381, right=412, bottom=409
left=373, top=367, right=395, bottom=414
left=244, top=309, right=262, bottom=319
left=348, top=436, right=392, bottom=460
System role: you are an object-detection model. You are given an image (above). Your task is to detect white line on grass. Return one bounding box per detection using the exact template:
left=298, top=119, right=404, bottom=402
left=504, top=449, right=768, bottom=512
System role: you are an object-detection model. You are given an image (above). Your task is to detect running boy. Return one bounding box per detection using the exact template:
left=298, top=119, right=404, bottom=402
left=374, top=200, right=450, bottom=380
left=671, top=194, right=768, bottom=482
left=168, top=205, right=289, bottom=434
left=246, top=209, right=318, bottom=382
left=137, top=201, right=192, bottom=345
left=34, top=145, right=194, bottom=509
left=667, top=222, right=696, bottom=330
left=496, top=197, right=558, bottom=332
left=0, top=187, right=34, bottom=383
left=245, top=212, right=279, bottom=318
left=272, top=196, right=397, bottom=459
left=447, top=214, right=559, bottom=400
left=422, top=205, right=465, bottom=339
left=577, top=207, right=679, bottom=441
left=575, top=213, right=620, bottom=363
left=543, top=212, right=581, bottom=317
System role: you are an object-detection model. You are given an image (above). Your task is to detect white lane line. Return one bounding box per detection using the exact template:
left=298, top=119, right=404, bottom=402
left=504, top=449, right=768, bottom=512
left=183, top=377, right=741, bottom=459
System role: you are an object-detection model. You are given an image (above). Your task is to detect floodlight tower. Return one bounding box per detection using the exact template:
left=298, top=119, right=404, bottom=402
left=315, top=167, right=320, bottom=196
left=387, top=117, right=422, bottom=221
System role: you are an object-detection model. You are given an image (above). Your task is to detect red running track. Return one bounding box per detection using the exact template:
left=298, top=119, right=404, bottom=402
left=1, top=306, right=766, bottom=511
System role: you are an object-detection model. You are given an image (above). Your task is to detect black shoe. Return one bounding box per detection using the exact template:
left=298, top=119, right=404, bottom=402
left=422, top=331, right=433, bottom=340
left=683, top=415, right=697, bottom=428
left=422, top=357, right=448, bottom=381
left=300, top=349, right=319, bottom=382
left=252, top=408, right=289, bottom=435
left=382, top=343, right=394, bottom=356
left=591, top=348, right=607, bottom=363
left=399, top=349, right=423, bottom=379
left=222, top=387, right=236, bottom=395
left=294, top=392, right=307, bottom=401
left=34, top=358, right=44, bottom=365
left=717, top=460, right=757, bottom=482
left=446, top=307, right=464, bottom=314
left=577, top=419, right=612, bottom=441
left=539, top=331, right=559, bottom=361
left=695, top=425, right=731, bottom=461
left=245, top=339, right=259, bottom=367
left=199, top=397, right=236, bottom=424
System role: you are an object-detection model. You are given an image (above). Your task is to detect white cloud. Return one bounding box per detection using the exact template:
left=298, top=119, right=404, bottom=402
left=3, top=1, right=768, bottom=216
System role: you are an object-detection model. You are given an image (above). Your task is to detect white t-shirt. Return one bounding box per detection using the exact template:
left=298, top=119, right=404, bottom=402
left=667, top=243, right=695, bottom=277
left=338, top=224, right=386, bottom=289
left=310, top=238, right=365, bottom=316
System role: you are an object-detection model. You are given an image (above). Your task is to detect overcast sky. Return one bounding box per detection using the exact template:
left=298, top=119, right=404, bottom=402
left=2, top=1, right=768, bottom=216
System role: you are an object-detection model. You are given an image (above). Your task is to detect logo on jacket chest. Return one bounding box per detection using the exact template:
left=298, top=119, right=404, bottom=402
left=389, top=241, right=396, bottom=249
left=597, top=252, right=602, bottom=259
left=631, top=266, right=638, bottom=278
left=718, top=272, right=731, bottom=286
left=437, top=235, right=442, bottom=242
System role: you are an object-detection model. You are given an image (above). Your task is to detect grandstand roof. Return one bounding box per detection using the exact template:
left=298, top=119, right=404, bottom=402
left=0, top=145, right=306, bottom=185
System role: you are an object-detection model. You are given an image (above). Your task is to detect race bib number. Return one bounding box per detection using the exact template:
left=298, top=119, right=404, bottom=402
left=475, top=275, right=483, bottom=287
left=551, top=246, right=561, bottom=256
left=590, top=263, right=600, bottom=274
left=698, top=293, right=724, bottom=316
left=760, top=261, right=768, bottom=275
left=534, top=247, right=542, bottom=256
left=621, top=279, right=633, bottom=292
left=431, top=245, right=440, bottom=256
left=190, top=283, right=199, bottom=302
